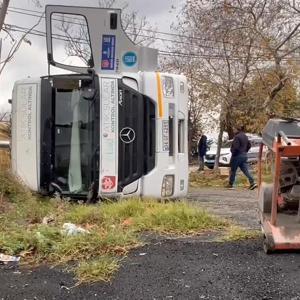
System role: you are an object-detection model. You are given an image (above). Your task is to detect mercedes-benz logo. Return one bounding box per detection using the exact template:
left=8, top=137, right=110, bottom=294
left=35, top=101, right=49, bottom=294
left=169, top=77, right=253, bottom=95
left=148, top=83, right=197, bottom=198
left=120, top=127, right=136, bottom=144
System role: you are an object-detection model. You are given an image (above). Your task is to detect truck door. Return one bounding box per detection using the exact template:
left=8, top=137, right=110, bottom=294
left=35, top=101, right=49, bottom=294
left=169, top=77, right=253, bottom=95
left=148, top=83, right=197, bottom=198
left=45, top=5, right=157, bottom=75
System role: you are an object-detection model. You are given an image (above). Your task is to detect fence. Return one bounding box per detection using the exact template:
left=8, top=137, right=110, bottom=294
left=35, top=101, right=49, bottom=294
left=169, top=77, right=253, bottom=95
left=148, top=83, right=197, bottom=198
left=0, top=122, right=10, bottom=171
left=0, top=148, right=10, bottom=171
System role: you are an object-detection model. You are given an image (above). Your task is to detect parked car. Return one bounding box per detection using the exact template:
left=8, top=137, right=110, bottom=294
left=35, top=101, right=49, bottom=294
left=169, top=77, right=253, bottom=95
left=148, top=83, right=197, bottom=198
left=204, top=136, right=263, bottom=169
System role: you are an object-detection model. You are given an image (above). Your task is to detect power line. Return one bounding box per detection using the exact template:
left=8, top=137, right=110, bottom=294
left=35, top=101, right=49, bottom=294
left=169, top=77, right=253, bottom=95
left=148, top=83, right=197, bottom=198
left=4, top=26, right=210, bottom=59
left=6, top=6, right=290, bottom=53
left=6, top=24, right=90, bottom=43
left=2, top=23, right=296, bottom=64
left=5, top=6, right=300, bottom=62
left=7, top=8, right=220, bottom=50
left=5, top=22, right=300, bottom=63
left=2, top=26, right=242, bottom=60
left=5, top=21, right=237, bottom=53
left=2, top=25, right=255, bottom=60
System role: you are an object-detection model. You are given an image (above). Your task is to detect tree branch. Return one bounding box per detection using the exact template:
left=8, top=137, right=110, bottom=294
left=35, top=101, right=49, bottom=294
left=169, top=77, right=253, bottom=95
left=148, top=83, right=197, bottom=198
left=0, top=12, right=44, bottom=75
left=0, top=0, right=10, bottom=33
left=275, top=22, right=300, bottom=51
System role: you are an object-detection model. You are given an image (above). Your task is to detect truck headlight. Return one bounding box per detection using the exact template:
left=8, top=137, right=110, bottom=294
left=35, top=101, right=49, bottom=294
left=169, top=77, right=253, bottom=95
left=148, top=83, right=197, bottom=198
left=162, top=76, right=174, bottom=98
left=161, top=175, right=174, bottom=197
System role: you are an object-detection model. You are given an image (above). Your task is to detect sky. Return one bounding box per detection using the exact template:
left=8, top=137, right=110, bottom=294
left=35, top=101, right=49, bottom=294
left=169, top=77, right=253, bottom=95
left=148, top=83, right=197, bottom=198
left=0, top=0, right=185, bottom=110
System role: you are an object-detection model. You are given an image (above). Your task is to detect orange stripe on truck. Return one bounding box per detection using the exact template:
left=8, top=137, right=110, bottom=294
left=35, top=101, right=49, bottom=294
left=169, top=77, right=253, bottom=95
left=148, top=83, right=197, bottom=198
left=156, top=72, right=164, bottom=118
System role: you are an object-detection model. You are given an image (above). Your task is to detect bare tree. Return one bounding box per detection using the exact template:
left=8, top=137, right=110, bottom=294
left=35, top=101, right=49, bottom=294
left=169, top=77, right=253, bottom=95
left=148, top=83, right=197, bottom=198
left=168, top=0, right=300, bottom=168
left=0, top=14, right=44, bottom=76
left=242, top=0, right=300, bottom=111
left=0, top=109, right=8, bottom=121
left=167, top=0, right=261, bottom=167
left=0, top=1, right=44, bottom=76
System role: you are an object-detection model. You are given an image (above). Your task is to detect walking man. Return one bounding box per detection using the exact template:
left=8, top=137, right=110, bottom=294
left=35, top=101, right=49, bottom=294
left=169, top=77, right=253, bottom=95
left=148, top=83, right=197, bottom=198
left=198, top=133, right=207, bottom=171
left=227, top=126, right=257, bottom=189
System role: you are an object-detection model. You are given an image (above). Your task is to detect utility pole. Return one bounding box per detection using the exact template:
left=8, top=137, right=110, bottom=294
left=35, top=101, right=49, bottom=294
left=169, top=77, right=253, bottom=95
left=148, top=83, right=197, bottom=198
left=0, top=0, right=10, bottom=33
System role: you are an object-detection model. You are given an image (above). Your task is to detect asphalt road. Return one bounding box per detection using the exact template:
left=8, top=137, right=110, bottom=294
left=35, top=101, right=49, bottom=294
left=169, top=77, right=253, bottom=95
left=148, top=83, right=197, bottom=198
left=1, top=238, right=300, bottom=300
left=1, top=188, right=300, bottom=300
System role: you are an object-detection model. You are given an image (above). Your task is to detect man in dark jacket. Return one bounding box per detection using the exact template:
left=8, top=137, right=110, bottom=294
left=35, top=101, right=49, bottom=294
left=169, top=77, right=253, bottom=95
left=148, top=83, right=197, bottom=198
left=198, top=133, right=207, bottom=171
left=228, top=126, right=257, bottom=189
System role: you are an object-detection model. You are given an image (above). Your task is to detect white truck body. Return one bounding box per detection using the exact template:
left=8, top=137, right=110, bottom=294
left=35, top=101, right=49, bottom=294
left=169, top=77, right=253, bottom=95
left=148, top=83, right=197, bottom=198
left=11, top=5, right=188, bottom=200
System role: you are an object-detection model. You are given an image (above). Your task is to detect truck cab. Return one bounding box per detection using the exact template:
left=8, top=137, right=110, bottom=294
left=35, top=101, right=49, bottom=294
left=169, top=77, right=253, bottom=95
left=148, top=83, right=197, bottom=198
left=11, top=5, right=188, bottom=200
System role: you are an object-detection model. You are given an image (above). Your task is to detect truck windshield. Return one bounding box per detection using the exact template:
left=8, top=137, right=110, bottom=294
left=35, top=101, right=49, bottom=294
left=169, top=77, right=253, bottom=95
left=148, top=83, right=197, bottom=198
left=54, top=86, right=95, bottom=194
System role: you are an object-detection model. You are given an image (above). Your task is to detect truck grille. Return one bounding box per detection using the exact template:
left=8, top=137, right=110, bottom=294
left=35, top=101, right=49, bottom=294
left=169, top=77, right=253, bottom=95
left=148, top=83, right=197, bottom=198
left=117, top=80, right=155, bottom=192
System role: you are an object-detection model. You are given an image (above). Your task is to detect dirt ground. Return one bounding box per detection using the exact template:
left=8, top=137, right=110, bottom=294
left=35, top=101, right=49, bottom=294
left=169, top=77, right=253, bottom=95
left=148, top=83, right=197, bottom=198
left=1, top=187, right=300, bottom=300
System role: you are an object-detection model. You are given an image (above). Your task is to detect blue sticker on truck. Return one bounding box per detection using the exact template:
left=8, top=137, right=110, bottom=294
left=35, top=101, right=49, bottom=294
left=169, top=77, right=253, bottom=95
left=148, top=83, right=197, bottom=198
left=122, top=51, right=137, bottom=67
left=101, top=35, right=116, bottom=70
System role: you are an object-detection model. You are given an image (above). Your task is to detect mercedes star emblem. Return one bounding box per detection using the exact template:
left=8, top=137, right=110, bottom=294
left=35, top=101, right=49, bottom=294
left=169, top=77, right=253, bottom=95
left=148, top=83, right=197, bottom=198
left=120, top=127, right=136, bottom=144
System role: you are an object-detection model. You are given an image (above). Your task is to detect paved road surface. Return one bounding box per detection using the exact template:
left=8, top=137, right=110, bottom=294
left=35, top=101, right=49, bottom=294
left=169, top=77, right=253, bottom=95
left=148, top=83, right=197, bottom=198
left=188, top=187, right=259, bottom=229
left=1, top=238, right=300, bottom=299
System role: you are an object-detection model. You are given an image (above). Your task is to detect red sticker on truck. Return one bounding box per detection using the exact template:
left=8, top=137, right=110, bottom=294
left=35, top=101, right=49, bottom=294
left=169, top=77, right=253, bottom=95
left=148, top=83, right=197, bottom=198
left=102, top=176, right=116, bottom=191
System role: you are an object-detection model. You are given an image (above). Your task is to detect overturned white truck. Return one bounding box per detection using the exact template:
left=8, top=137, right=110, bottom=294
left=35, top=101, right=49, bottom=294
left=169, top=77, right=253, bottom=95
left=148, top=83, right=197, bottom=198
left=11, top=5, right=188, bottom=201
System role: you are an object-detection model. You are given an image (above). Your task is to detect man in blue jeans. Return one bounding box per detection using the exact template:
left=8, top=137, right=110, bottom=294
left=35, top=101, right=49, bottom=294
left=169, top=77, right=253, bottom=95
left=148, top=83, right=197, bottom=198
left=227, top=126, right=257, bottom=190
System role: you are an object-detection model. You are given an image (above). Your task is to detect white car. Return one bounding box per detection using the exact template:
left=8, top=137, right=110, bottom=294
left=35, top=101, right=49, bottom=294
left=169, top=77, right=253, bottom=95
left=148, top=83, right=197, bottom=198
left=204, top=137, right=263, bottom=169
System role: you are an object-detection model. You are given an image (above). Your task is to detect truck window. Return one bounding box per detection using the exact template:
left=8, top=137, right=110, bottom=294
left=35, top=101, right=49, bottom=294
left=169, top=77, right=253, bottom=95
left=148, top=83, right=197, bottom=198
left=178, top=119, right=184, bottom=153
left=54, top=86, right=94, bottom=193
left=51, top=13, right=93, bottom=68
left=169, top=104, right=175, bottom=156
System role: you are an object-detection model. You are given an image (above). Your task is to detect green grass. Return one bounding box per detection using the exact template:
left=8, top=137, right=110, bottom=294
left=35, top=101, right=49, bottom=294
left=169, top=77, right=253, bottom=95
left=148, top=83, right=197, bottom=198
left=0, top=171, right=31, bottom=202
left=99, top=199, right=227, bottom=234
left=62, top=199, right=227, bottom=235
left=222, top=225, right=261, bottom=241
left=75, top=256, right=120, bottom=283
left=0, top=171, right=228, bottom=283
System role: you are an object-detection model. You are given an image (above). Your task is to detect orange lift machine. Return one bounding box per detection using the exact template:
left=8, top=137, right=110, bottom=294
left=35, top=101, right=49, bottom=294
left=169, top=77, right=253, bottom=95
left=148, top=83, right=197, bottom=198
left=258, top=118, right=300, bottom=253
